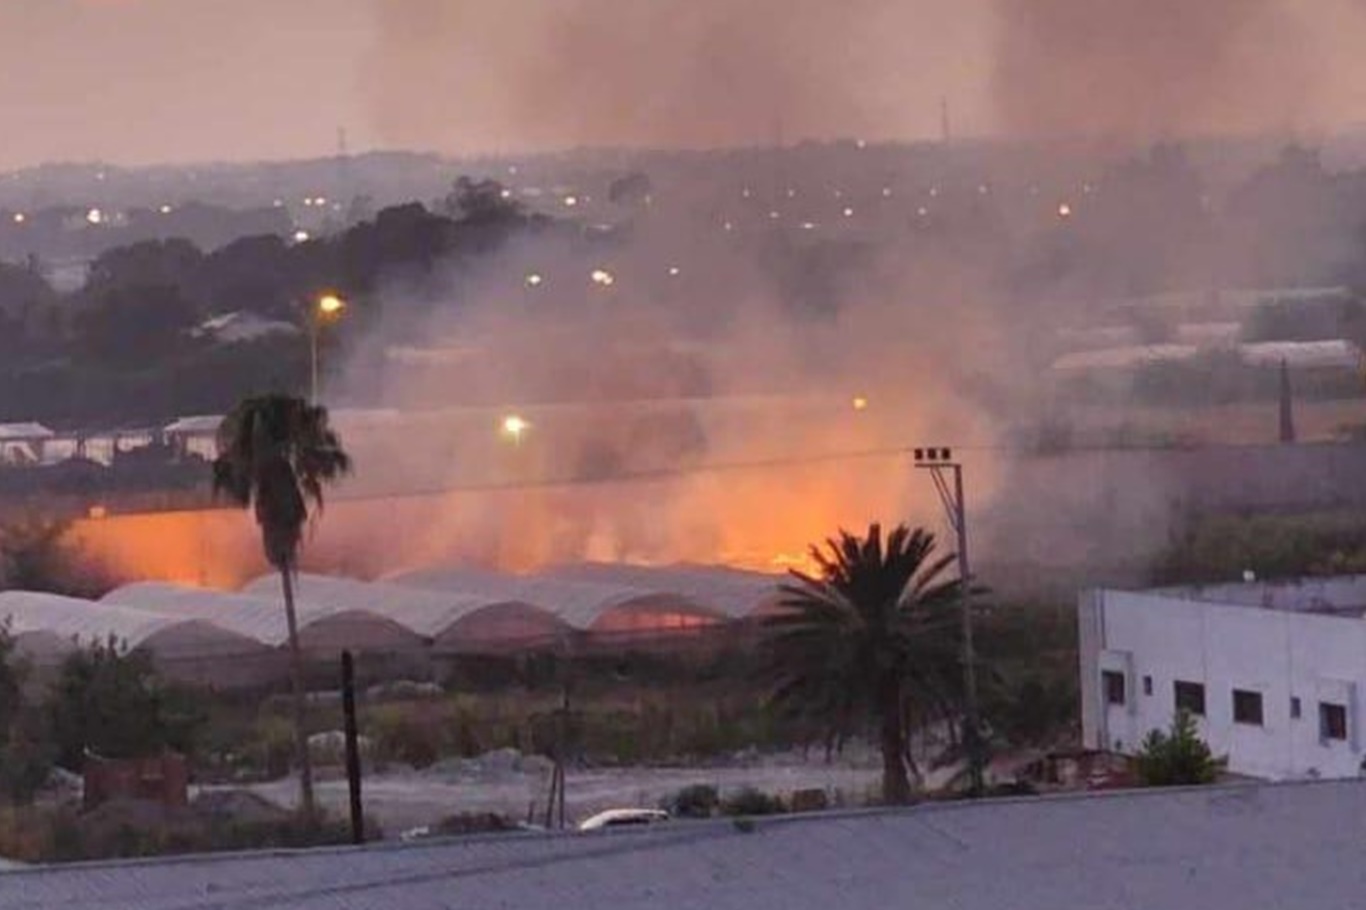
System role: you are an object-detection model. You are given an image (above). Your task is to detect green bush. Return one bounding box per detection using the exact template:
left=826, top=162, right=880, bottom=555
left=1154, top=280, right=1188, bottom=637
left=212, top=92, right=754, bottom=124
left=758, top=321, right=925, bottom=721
left=665, top=783, right=720, bottom=818
left=238, top=715, right=295, bottom=779
left=367, top=705, right=445, bottom=769
left=721, top=787, right=785, bottom=816
left=47, top=636, right=205, bottom=768
left=1135, top=710, right=1223, bottom=786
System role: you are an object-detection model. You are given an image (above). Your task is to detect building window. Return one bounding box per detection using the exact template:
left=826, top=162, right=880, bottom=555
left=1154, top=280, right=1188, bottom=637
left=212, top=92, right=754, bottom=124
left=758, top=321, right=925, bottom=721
left=1174, top=680, right=1206, bottom=716
left=1320, top=702, right=1348, bottom=741
left=1143, top=676, right=1153, bottom=696
left=1291, top=697, right=1302, bottom=719
left=1232, top=689, right=1264, bottom=726
left=1102, top=670, right=1126, bottom=706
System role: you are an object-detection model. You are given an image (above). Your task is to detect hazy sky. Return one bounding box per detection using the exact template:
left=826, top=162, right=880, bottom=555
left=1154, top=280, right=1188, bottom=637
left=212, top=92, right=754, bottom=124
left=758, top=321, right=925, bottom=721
left=1, top=0, right=1364, bottom=171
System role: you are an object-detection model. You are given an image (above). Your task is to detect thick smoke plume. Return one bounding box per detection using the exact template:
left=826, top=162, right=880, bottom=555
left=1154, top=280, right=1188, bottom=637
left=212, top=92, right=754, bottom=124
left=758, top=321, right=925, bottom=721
left=989, top=0, right=1366, bottom=141
left=363, top=0, right=1366, bottom=153
left=363, top=0, right=992, bottom=150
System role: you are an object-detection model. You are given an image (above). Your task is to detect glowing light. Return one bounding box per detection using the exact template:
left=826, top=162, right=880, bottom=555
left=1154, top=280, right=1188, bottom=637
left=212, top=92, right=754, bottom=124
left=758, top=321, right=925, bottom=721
left=842, top=207, right=854, bottom=218
left=590, top=268, right=615, bottom=287
left=501, top=414, right=531, bottom=443
left=667, top=266, right=681, bottom=277
left=272, top=198, right=284, bottom=207
left=159, top=204, right=173, bottom=214
left=317, top=293, right=346, bottom=317
left=722, top=220, right=734, bottom=232
left=315, top=196, right=328, bottom=206
left=786, top=188, right=796, bottom=198
left=768, top=210, right=780, bottom=220
left=500, top=188, right=513, bottom=199
left=11, top=213, right=24, bottom=224
left=1057, top=202, right=1073, bottom=218
left=855, top=138, right=867, bottom=150
left=928, top=186, right=940, bottom=197
left=741, top=187, right=752, bottom=198
left=563, top=195, right=579, bottom=207
left=917, top=206, right=929, bottom=217
left=525, top=272, right=544, bottom=288
left=881, top=187, right=892, bottom=198
left=87, top=505, right=108, bottom=520
left=85, top=208, right=104, bottom=225
left=800, top=221, right=817, bottom=231
left=852, top=395, right=869, bottom=412
left=293, top=229, right=311, bottom=243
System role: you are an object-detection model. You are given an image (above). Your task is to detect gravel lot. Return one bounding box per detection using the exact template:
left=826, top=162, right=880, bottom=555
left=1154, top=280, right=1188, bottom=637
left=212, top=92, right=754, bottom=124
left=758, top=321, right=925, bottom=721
left=215, top=750, right=902, bottom=834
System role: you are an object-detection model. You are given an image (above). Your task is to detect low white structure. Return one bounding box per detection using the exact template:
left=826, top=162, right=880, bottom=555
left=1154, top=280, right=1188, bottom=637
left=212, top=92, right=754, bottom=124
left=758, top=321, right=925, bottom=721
left=1080, top=576, right=1366, bottom=780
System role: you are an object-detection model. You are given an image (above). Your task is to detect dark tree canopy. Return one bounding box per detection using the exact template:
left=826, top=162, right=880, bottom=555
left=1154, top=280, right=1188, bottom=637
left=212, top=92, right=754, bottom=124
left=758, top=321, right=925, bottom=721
left=762, top=523, right=963, bottom=803
left=212, top=395, right=351, bottom=568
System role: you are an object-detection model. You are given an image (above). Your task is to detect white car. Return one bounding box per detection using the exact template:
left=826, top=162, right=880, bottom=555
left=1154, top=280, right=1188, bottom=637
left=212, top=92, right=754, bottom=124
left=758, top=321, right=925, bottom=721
left=577, top=808, right=670, bottom=831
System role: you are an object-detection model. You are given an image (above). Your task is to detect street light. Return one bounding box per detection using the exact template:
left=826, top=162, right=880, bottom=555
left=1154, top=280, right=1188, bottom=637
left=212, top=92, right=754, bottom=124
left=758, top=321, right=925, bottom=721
left=310, top=293, right=346, bottom=405
left=913, top=446, right=984, bottom=798
left=501, top=414, right=530, bottom=446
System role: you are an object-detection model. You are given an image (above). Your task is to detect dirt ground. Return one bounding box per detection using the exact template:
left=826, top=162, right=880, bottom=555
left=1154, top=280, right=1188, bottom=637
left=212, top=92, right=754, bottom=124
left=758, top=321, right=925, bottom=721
left=212, top=750, right=916, bottom=835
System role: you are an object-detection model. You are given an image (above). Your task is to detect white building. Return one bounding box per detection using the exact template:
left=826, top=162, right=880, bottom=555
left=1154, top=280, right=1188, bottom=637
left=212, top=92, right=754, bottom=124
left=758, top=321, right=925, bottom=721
left=1080, top=576, right=1366, bottom=780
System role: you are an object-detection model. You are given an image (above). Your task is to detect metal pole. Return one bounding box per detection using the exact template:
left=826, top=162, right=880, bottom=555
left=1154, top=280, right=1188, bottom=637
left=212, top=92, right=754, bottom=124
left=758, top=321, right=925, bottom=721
left=953, top=464, right=984, bottom=797
left=309, top=314, right=319, bottom=406
left=341, top=650, right=365, bottom=844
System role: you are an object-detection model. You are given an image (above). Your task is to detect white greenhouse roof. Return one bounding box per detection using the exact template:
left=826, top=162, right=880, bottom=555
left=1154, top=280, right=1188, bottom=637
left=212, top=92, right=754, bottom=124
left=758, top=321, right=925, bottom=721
left=0, top=422, right=54, bottom=440
left=163, top=414, right=223, bottom=435
left=1050, top=343, right=1200, bottom=372
left=238, top=573, right=495, bottom=639
left=387, top=566, right=722, bottom=630
left=101, top=582, right=335, bottom=648
left=537, top=563, right=783, bottom=618
left=0, top=590, right=251, bottom=656
left=1239, top=340, right=1360, bottom=369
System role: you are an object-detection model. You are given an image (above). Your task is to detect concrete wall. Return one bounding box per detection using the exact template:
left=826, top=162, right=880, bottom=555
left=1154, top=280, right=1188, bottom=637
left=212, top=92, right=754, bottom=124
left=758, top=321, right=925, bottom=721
left=1080, top=588, right=1366, bottom=780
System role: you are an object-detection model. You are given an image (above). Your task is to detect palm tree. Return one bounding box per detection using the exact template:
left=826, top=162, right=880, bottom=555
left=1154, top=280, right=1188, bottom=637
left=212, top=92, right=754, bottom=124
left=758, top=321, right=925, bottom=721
left=763, top=523, right=962, bottom=804
left=212, top=394, right=351, bottom=818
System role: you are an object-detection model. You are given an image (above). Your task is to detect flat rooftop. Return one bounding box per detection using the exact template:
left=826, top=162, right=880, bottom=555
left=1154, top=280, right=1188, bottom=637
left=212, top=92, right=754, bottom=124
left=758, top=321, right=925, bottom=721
left=7, top=779, right=1366, bottom=909
left=1152, top=574, right=1366, bottom=617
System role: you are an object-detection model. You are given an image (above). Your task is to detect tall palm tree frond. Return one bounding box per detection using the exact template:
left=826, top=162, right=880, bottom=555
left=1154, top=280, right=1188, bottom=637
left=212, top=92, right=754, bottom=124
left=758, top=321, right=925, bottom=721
left=759, top=521, right=967, bottom=804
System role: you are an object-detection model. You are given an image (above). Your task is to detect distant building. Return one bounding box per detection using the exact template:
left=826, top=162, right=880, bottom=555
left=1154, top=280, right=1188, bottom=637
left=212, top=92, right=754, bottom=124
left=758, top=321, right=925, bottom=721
left=1080, top=576, right=1366, bottom=780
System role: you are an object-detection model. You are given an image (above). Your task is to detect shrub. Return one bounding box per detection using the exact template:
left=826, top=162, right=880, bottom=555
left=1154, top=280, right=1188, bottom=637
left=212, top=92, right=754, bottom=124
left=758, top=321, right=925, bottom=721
left=1135, top=710, right=1223, bottom=786
left=0, top=621, right=54, bottom=802
left=47, top=636, right=205, bottom=769
left=368, top=705, right=445, bottom=769
left=721, top=787, right=785, bottom=817
left=665, top=783, right=720, bottom=818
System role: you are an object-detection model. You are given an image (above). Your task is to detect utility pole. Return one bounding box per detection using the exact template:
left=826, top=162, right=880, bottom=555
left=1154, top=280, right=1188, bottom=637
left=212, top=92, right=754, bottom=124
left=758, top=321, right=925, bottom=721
left=340, top=650, right=365, bottom=844
left=914, top=447, right=983, bottom=797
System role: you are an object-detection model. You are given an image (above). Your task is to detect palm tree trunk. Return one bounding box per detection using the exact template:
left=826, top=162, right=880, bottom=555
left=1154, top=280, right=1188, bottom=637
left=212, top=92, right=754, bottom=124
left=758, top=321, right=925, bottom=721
left=280, top=565, right=316, bottom=819
left=879, top=677, right=911, bottom=804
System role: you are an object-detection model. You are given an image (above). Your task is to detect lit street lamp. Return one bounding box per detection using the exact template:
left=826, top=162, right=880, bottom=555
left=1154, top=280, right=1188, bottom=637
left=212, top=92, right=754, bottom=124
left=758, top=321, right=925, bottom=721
left=310, top=293, right=346, bottom=405
left=501, top=414, right=530, bottom=446
left=913, top=446, right=984, bottom=798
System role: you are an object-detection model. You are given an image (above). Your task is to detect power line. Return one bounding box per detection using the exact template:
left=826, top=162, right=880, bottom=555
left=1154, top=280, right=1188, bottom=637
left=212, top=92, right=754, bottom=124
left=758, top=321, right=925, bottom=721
left=115, top=436, right=1314, bottom=518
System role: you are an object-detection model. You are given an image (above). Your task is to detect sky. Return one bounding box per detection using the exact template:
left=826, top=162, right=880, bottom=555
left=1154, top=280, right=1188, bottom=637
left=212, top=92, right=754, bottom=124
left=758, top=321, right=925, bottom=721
left=1, top=0, right=1365, bottom=171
